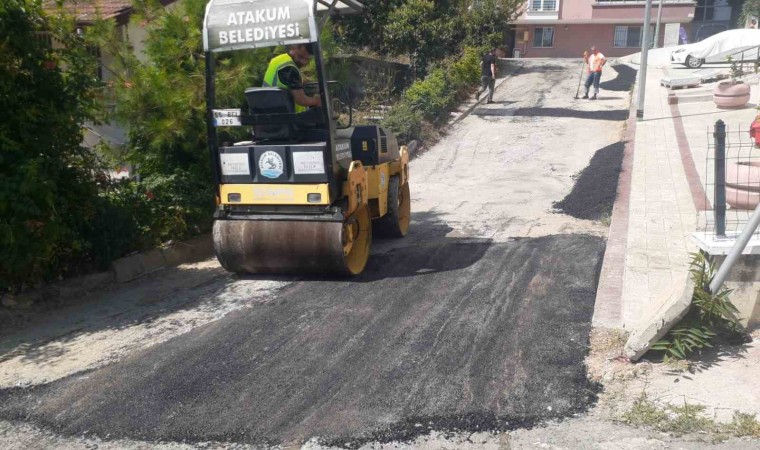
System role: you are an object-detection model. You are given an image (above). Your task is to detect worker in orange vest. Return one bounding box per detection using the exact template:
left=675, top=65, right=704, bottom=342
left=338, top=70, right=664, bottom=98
left=582, top=45, right=606, bottom=100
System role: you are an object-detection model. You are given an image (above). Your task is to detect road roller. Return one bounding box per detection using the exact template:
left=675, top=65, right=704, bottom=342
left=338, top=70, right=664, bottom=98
left=203, top=0, right=410, bottom=275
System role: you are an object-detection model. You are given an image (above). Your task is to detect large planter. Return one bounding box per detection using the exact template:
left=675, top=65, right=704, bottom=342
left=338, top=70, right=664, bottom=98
left=726, top=161, right=760, bottom=209
left=713, top=81, right=750, bottom=108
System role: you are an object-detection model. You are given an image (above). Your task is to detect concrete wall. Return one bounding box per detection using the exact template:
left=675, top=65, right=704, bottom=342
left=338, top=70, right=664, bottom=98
left=560, top=0, right=595, bottom=20
left=514, top=24, right=685, bottom=58
left=591, top=3, right=696, bottom=22
left=715, top=255, right=760, bottom=330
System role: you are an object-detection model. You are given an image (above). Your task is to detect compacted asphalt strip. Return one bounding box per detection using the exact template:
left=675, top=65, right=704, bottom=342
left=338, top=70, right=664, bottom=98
left=0, top=60, right=635, bottom=447
left=0, top=234, right=605, bottom=446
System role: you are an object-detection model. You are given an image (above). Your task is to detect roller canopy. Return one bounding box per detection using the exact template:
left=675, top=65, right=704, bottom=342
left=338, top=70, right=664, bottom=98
left=203, top=0, right=363, bottom=53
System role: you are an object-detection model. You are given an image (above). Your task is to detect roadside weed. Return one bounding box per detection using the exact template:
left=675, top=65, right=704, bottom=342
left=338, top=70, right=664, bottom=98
left=650, top=252, right=744, bottom=360
left=728, top=412, right=760, bottom=438
left=621, top=393, right=668, bottom=428
left=621, top=393, right=760, bottom=438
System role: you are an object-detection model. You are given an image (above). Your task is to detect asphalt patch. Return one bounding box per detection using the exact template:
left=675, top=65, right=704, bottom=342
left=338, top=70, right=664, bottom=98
left=553, top=142, right=625, bottom=221
left=0, top=235, right=605, bottom=447
left=599, top=64, right=638, bottom=92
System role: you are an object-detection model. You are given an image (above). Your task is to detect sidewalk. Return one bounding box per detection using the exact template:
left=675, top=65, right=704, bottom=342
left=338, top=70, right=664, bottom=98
left=593, top=55, right=760, bottom=422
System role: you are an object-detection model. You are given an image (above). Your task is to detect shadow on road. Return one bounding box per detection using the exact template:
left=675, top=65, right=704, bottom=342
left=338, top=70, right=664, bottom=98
left=512, top=64, right=569, bottom=74
left=512, top=107, right=630, bottom=121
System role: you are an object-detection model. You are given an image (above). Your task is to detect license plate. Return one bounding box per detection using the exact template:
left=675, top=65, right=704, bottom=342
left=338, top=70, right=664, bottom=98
left=213, top=109, right=242, bottom=127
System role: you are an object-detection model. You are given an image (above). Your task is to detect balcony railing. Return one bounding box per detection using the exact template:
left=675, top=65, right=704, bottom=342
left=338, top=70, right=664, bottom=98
left=527, top=0, right=558, bottom=12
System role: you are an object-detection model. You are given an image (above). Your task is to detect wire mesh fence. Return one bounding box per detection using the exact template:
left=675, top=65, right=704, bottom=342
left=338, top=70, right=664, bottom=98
left=703, top=120, right=760, bottom=240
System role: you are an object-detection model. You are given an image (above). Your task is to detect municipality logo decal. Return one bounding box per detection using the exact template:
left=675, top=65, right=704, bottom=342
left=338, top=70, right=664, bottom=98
left=259, top=151, right=284, bottom=178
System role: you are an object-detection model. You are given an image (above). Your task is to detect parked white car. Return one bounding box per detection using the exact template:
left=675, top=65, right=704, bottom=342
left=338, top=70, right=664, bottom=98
left=670, top=29, right=760, bottom=68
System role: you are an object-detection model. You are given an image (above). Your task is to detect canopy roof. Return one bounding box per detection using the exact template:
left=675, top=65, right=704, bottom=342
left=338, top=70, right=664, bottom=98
left=203, top=0, right=363, bottom=53
left=315, top=0, right=363, bottom=15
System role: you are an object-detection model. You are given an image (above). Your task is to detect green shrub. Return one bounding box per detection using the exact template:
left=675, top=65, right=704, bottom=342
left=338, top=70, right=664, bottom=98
left=401, top=68, right=454, bottom=122
left=85, top=173, right=214, bottom=269
left=382, top=46, right=482, bottom=143
left=0, top=1, right=102, bottom=291
left=381, top=101, right=425, bottom=143
left=651, top=252, right=744, bottom=360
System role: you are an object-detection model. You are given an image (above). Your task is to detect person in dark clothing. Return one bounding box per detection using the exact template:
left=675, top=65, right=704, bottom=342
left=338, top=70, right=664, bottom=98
left=476, top=48, right=497, bottom=103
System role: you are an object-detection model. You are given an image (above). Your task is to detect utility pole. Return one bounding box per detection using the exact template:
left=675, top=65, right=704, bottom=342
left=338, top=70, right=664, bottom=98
left=636, top=0, right=653, bottom=120
left=654, top=0, right=664, bottom=49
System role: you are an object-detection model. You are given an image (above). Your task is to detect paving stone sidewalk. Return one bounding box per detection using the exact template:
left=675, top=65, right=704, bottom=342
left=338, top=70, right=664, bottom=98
left=595, top=62, right=698, bottom=329
left=594, top=57, right=760, bottom=421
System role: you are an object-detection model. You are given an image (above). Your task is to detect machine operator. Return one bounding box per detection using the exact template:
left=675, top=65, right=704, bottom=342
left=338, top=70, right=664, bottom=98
left=263, top=43, right=322, bottom=112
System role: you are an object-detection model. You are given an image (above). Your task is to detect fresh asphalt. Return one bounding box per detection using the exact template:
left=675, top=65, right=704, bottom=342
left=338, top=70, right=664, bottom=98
left=0, top=232, right=604, bottom=446
left=0, top=60, right=635, bottom=447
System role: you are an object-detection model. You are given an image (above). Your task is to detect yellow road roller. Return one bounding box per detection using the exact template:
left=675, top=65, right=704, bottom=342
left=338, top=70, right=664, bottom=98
left=203, top=0, right=410, bottom=275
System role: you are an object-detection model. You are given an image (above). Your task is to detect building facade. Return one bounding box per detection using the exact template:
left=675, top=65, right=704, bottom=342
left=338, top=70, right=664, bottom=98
left=511, top=0, right=698, bottom=58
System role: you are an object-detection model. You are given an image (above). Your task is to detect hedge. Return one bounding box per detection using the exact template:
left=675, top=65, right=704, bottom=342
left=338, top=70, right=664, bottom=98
left=382, top=46, right=483, bottom=142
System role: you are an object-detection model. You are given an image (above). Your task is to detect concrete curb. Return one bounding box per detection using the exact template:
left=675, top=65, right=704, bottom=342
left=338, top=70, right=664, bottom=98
left=668, top=92, right=713, bottom=105
left=2, top=233, right=215, bottom=309
left=592, top=68, right=639, bottom=329
left=624, top=271, right=694, bottom=361
left=111, top=234, right=214, bottom=283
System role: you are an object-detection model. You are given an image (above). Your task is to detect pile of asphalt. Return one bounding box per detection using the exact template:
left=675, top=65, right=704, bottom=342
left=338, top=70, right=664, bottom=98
left=0, top=234, right=605, bottom=447
left=553, top=142, right=625, bottom=221
left=600, top=64, right=638, bottom=92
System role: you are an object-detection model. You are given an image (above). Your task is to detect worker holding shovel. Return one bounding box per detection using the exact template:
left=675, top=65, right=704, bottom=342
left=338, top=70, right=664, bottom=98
left=582, top=45, right=606, bottom=100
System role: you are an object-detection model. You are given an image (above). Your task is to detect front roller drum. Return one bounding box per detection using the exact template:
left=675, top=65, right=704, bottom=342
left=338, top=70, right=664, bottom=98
left=213, top=204, right=372, bottom=275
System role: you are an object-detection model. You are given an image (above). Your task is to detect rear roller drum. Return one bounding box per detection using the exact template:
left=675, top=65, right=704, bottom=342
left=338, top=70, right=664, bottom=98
left=213, top=203, right=372, bottom=275
left=374, top=175, right=410, bottom=237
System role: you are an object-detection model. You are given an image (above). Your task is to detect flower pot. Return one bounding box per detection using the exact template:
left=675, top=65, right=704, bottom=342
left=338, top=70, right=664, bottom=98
left=725, top=161, right=760, bottom=209
left=713, top=81, right=750, bottom=108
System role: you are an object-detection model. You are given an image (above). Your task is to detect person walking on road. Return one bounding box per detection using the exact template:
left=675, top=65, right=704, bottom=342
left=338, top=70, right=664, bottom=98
left=582, top=45, right=606, bottom=100
left=476, top=48, right=497, bottom=104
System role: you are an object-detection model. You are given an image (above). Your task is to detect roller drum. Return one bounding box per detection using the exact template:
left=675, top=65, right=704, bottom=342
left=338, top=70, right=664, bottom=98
left=213, top=207, right=371, bottom=275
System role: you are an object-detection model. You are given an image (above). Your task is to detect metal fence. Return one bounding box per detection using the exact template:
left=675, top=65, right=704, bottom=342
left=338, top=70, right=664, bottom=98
left=703, top=120, right=760, bottom=239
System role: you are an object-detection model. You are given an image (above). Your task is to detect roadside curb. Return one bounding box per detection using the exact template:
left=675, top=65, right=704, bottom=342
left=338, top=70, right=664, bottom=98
left=1, top=234, right=215, bottom=309
left=592, top=67, right=639, bottom=329
left=112, top=234, right=214, bottom=283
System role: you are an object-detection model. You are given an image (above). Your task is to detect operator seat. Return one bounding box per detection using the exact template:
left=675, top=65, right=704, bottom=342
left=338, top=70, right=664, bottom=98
left=244, top=87, right=300, bottom=142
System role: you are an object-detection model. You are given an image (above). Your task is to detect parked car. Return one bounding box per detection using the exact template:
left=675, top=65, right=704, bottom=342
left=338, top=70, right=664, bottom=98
left=671, top=29, right=760, bottom=68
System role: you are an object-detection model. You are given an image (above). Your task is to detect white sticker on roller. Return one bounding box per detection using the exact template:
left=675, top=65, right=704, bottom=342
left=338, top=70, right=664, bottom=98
left=220, top=153, right=250, bottom=176
left=292, top=151, right=325, bottom=175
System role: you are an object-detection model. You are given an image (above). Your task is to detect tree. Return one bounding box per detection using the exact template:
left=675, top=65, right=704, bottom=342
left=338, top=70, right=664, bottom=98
left=740, top=0, right=760, bottom=27
left=78, top=0, right=277, bottom=257
left=334, top=0, right=405, bottom=53
left=383, top=0, right=464, bottom=77
left=464, top=0, right=523, bottom=49
left=88, top=0, right=270, bottom=180
left=0, top=0, right=102, bottom=291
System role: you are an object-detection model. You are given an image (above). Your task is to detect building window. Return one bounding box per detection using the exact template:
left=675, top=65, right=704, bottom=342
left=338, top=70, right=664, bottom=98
left=533, top=27, right=554, bottom=48
left=531, top=0, right=557, bottom=11
left=87, top=46, right=103, bottom=81
left=614, top=26, right=655, bottom=48
left=695, top=0, right=715, bottom=22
